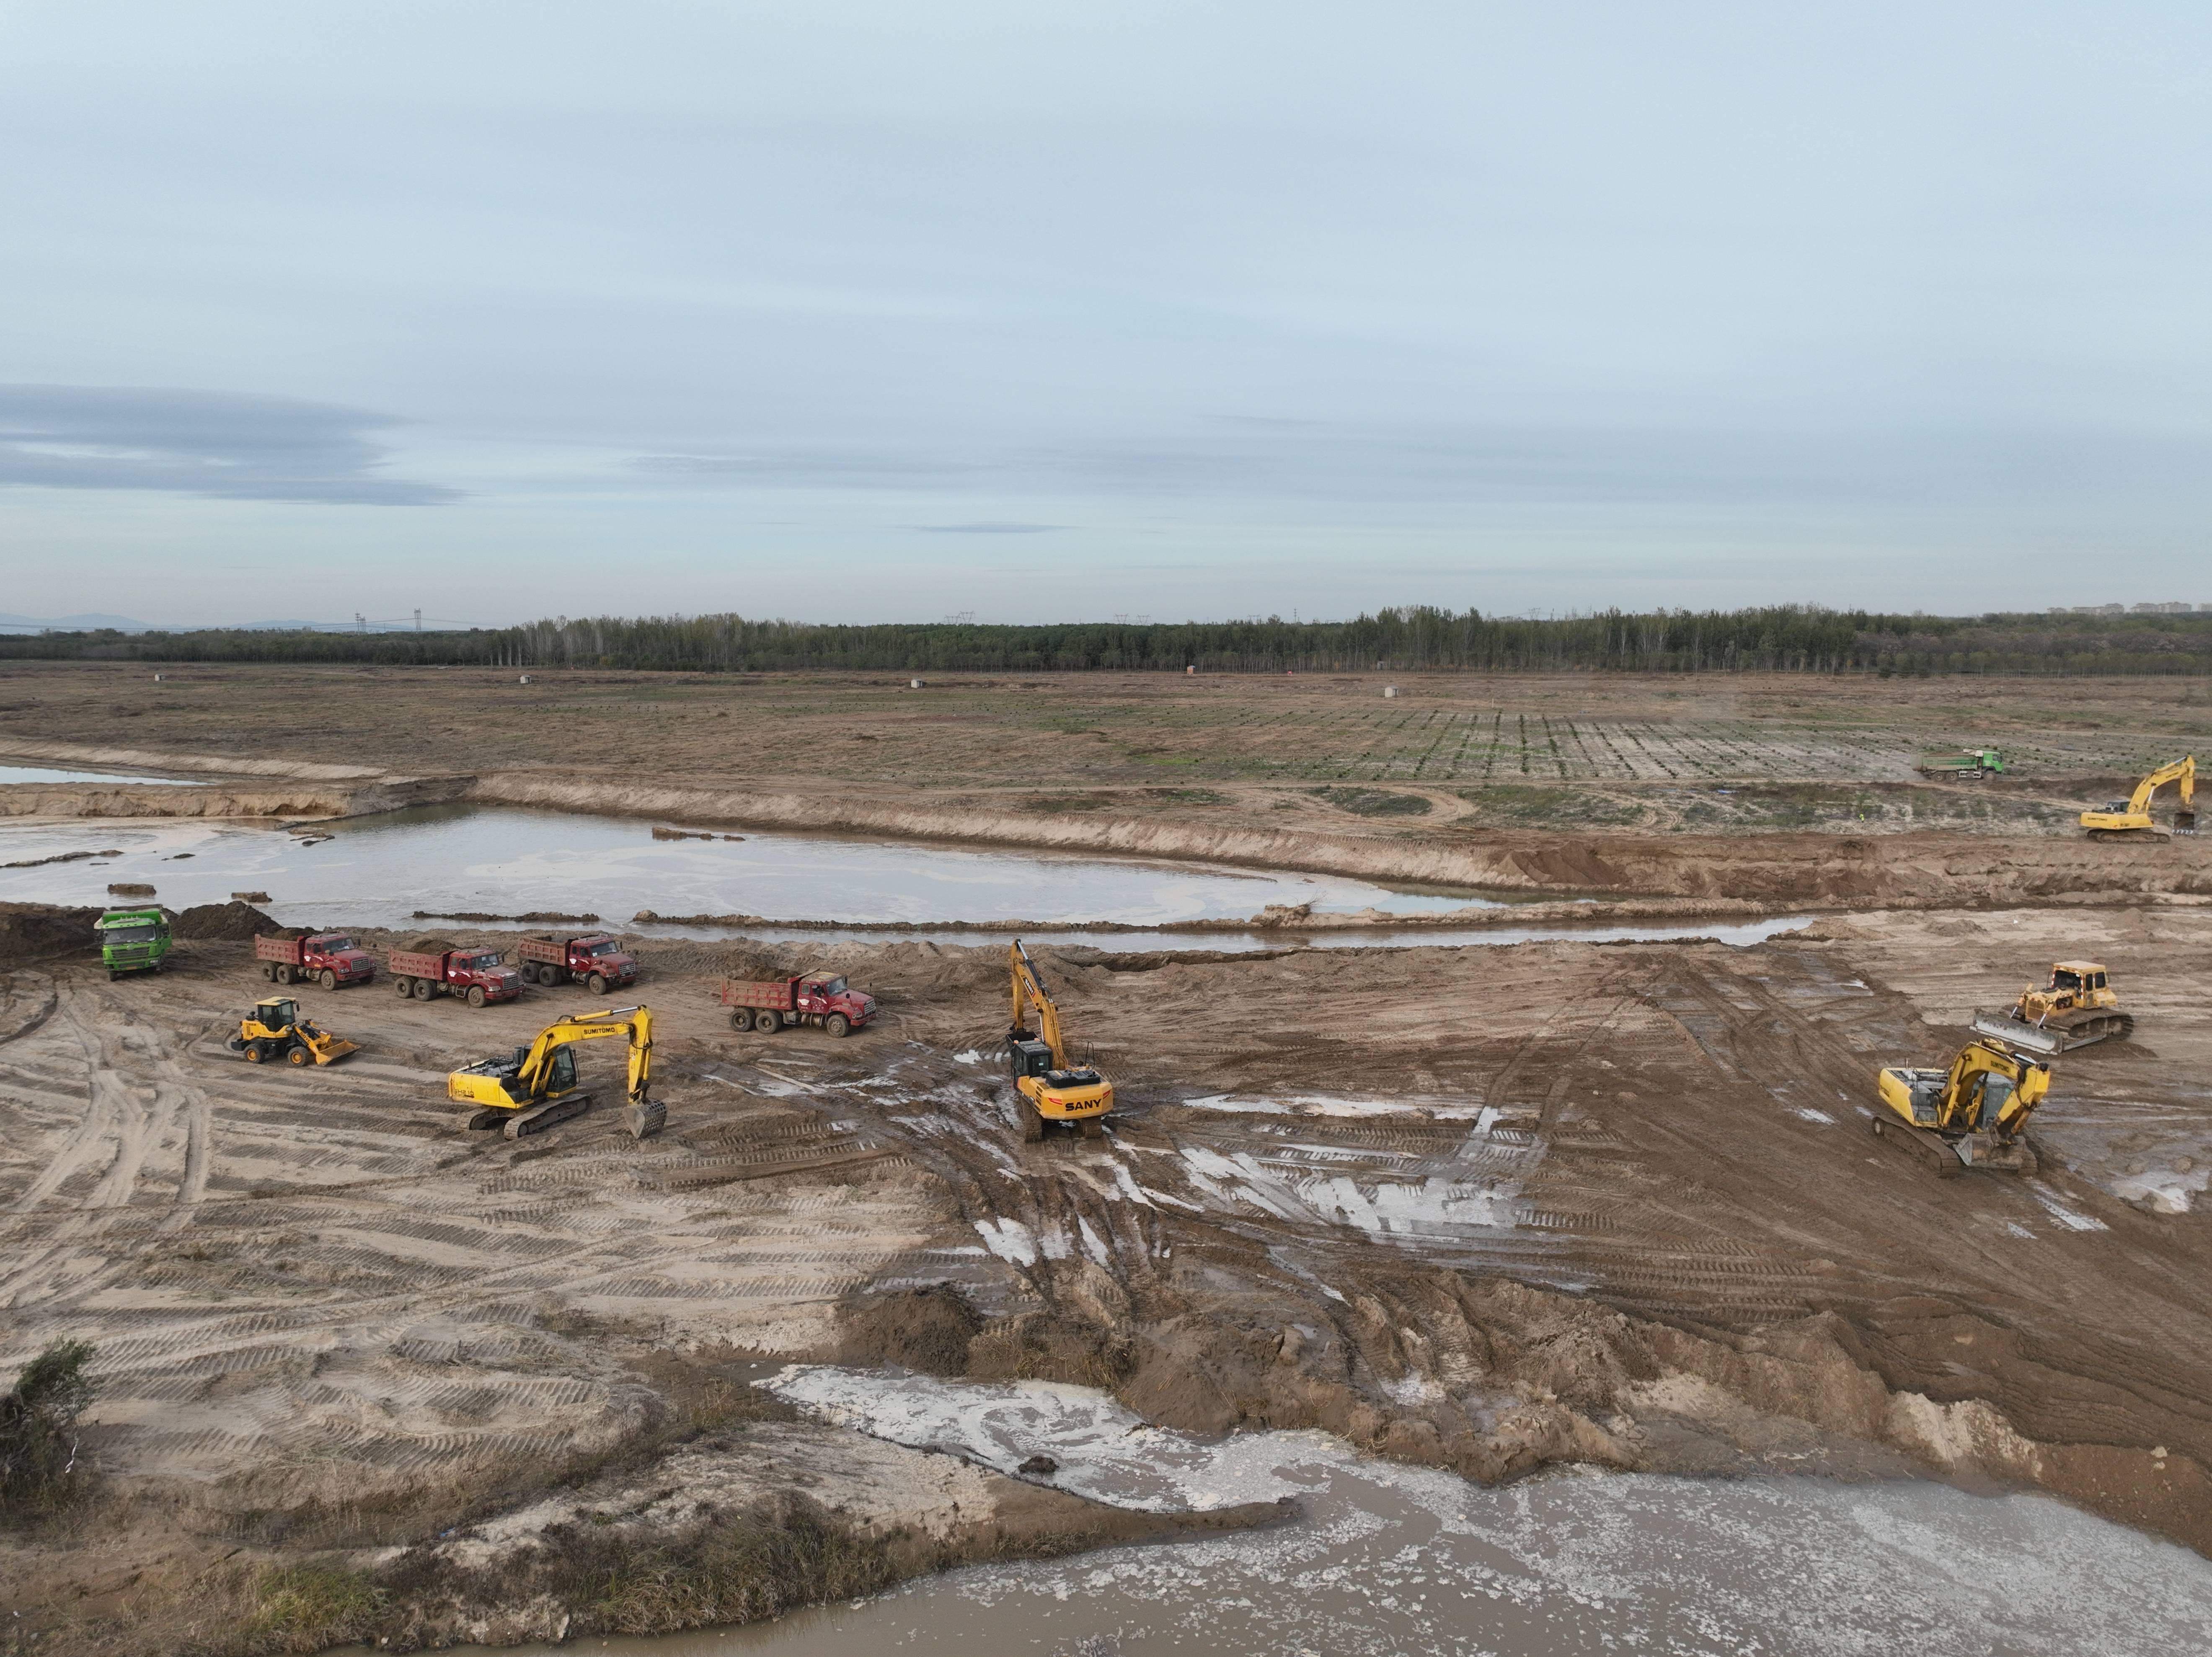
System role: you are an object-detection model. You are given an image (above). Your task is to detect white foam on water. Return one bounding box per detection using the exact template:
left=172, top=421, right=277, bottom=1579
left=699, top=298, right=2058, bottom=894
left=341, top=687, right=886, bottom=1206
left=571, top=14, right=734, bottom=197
left=703, top=1368, right=2212, bottom=1657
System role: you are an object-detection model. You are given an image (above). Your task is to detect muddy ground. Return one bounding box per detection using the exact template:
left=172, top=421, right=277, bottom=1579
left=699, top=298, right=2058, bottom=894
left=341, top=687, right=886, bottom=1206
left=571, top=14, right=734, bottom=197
left=2, top=669, right=2210, bottom=1652
left=3, top=902, right=2210, bottom=1652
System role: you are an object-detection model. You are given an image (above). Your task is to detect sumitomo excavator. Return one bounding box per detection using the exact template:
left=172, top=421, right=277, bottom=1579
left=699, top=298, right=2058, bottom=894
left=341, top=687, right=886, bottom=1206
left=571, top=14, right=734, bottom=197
left=2081, top=755, right=2195, bottom=841
left=1006, top=939, right=1113, bottom=1141
left=1872, top=1037, right=2049, bottom=1178
left=447, top=1005, right=666, bottom=1140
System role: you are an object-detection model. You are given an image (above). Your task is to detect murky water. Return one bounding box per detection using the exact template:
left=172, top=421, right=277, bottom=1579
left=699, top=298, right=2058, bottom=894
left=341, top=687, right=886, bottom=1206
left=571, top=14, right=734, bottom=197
left=0, top=803, right=1511, bottom=930
left=0, top=762, right=199, bottom=785
left=394, top=1369, right=2212, bottom=1657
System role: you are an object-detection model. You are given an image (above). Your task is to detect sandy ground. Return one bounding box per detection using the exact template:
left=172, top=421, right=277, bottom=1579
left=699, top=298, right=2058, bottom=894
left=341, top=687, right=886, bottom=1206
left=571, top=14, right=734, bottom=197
left=3, top=906, right=2209, bottom=1649
left=0, top=667, right=2209, bottom=1652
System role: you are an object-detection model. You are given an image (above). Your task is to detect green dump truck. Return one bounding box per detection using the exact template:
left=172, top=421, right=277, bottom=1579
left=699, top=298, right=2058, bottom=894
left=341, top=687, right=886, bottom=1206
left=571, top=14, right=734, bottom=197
left=97, top=908, right=172, bottom=979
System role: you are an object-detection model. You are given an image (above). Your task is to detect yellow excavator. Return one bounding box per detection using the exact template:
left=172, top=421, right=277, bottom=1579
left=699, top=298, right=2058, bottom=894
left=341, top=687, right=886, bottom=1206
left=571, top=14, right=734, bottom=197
left=1972, top=960, right=2132, bottom=1056
left=1873, top=1038, right=2049, bottom=1178
left=1007, top=939, right=1113, bottom=1141
left=225, top=997, right=358, bottom=1066
left=2081, top=755, right=2195, bottom=841
left=447, top=1005, right=665, bottom=1140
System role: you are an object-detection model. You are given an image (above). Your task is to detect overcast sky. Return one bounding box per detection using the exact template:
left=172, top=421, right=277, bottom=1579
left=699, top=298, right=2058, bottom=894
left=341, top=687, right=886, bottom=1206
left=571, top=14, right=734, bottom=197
left=3, top=3, right=2207, bottom=627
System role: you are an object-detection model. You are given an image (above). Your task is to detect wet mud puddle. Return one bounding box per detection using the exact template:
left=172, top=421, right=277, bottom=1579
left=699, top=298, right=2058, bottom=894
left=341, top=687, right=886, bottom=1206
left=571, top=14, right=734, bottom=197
left=421, top=1369, right=2212, bottom=1657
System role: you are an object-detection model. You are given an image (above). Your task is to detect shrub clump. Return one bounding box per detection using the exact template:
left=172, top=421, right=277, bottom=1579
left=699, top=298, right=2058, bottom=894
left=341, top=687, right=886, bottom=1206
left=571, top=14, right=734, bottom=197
left=0, top=1338, right=98, bottom=1520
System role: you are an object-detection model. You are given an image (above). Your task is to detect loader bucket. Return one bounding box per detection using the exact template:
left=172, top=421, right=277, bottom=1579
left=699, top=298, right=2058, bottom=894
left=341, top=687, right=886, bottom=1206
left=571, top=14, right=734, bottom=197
left=307, top=1033, right=359, bottom=1065
left=1969, top=1012, right=2065, bottom=1058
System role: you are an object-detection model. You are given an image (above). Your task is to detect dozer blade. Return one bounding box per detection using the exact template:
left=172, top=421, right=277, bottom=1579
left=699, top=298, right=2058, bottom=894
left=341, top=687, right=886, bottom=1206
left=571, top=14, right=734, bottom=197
left=505, top=1091, right=594, bottom=1139
left=1970, top=1014, right=2067, bottom=1057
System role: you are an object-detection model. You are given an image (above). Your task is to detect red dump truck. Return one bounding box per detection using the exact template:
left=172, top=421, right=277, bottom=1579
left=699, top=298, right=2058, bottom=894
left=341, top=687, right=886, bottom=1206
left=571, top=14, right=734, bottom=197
left=254, top=932, right=377, bottom=990
left=720, top=972, right=877, bottom=1037
left=388, top=944, right=523, bottom=1008
left=517, top=932, right=639, bottom=994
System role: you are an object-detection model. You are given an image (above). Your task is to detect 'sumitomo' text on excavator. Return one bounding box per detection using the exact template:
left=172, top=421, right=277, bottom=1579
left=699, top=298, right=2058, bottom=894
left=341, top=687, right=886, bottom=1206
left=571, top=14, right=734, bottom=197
left=1007, top=939, right=1113, bottom=1141
left=447, top=1005, right=666, bottom=1140
left=2081, top=755, right=2195, bottom=841
left=1873, top=1037, right=2049, bottom=1178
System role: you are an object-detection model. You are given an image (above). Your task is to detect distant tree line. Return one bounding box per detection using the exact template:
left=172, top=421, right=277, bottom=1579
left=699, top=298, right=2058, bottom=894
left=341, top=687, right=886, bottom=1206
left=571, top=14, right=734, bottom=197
left=6, top=605, right=2212, bottom=676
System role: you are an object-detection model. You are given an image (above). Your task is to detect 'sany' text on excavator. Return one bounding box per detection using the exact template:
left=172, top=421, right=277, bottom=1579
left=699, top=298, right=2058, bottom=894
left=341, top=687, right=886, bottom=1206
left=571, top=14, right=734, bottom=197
left=1007, top=939, right=1113, bottom=1141
left=447, top=1005, right=666, bottom=1140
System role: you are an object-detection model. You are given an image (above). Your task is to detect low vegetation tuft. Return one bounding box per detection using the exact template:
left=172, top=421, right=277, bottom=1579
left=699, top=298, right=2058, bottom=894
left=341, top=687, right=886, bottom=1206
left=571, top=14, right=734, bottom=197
left=0, top=1338, right=98, bottom=1521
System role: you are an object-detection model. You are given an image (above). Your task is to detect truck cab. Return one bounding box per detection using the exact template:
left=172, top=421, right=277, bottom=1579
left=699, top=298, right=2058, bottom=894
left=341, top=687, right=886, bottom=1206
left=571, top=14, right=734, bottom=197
left=795, top=972, right=873, bottom=1022
left=97, top=909, right=172, bottom=980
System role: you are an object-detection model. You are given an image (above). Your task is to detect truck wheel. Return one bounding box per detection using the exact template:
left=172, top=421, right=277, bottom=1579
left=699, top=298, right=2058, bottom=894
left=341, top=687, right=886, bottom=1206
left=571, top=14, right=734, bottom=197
left=395, top=977, right=414, bottom=999
left=262, top=963, right=276, bottom=981
left=414, top=979, right=434, bottom=1001
left=467, top=986, right=486, bottom=1008
left=244, top=1043, right=266, bottom=1063
left=274, top=964, right=293, bottom=986
left=587, top=973, right=607, bottom=996
left=826, top=1013, right=850, bottom=1038
left=320, top=969, right=338, bottom=991
left=1018, top=1099, right=1045, bottom=1142
left=729, top=1007, right=754, bottom=1032
left=756, top=1011, right=780, bottom=1034
left=286, top=1044, right=311, bottom=1066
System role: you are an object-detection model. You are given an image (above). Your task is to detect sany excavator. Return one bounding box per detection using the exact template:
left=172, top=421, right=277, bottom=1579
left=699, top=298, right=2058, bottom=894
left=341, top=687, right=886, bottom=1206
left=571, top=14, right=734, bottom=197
left=447, top=1006, right=666, bottom=1140
left=2081, top=755, right=2195, bottom=841
left=1872, top=1038, right=2049, bottom=1178
left=1007, top=939, right=1113, bottom=1141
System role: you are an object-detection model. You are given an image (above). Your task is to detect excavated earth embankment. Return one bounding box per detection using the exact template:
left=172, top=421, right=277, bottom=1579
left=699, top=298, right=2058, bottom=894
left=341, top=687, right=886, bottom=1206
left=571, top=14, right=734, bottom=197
left=3, top=901, right=2210, bottom=1653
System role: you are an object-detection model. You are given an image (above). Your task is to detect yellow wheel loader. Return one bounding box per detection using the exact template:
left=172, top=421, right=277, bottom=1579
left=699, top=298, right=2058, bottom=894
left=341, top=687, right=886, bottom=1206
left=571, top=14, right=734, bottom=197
left=1972, top=960, right=2131, bottom=1056
left=225, top=997, right=358, bottom=1066
left=447, top=1005, right=665, bottom=1140
left=1006, top=940, right=1112, bottom=1142
left=1873, top=1038, right=2049, bottom=1178
left=2081, top=755, right=2195, bottom=841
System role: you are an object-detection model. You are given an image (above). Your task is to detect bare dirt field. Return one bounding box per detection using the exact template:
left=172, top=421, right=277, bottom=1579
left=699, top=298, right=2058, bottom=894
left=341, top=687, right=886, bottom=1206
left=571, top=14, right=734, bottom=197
left=1, top=665, right=2209, bottom=1653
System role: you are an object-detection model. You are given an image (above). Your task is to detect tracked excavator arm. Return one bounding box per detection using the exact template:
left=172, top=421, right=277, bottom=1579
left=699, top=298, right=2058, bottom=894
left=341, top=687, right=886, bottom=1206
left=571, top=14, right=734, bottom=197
left=2082, top=755, right=2195, bottom=839
left=448, top=1005, right=664, bottom=1140
left=1006, top=940, right=1112, bottom=1139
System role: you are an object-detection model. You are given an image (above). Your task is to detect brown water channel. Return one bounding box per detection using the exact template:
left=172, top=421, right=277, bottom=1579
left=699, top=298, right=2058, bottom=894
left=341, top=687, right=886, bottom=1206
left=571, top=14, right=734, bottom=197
left=384, top=1369, right=2212, bottom=1657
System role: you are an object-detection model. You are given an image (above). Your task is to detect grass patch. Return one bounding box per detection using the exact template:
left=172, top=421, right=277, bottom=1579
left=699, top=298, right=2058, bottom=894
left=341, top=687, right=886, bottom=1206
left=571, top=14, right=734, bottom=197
left=584, top=1497, right=896, bottom=1635
left=1307, top=786, right=1432, bottom=817
left=1457, top=785, right=1643, bottom=826
left=235, top=1562, right=385, bottom=1650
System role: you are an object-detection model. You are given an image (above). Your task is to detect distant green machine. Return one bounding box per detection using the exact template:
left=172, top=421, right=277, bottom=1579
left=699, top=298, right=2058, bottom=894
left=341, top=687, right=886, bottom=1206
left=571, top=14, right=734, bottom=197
left=1918, top=748, right=2005, bottom=780
left=96, top=909, right=172, bottom=980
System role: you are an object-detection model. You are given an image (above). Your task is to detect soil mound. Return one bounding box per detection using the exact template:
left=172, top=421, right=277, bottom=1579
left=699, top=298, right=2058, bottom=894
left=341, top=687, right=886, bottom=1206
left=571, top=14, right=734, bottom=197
left=105, top=883, right=157, bottom=899
left=837, top=1284, right=984, bottom=1376
left=405, top=935, right=462, bottom=955
left=0, top=902, right=102, bottom=960
left=173, top=901, right=278, bottom=941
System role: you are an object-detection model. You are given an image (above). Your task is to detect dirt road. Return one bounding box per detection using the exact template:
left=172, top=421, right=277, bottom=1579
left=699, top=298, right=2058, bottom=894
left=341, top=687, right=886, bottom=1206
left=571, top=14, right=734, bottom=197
left=5, top=904, right=2209, bottom=1649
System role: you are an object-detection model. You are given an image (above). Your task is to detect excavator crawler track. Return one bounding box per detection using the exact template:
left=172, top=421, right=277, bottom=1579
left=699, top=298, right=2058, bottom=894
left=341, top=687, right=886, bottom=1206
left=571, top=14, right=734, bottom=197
left=504, top=1091, right=594, bottom=1139
left=1870, top=1114, right=1960, bottom=1179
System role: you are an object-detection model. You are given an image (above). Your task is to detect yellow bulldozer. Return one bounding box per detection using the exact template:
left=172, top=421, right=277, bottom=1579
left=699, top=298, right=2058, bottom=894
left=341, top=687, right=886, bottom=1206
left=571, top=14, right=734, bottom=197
left=447, top=1005, right=666, bottom=1140
left=1007, top=939, right=1113, bottom=1141
left=1972, top=960, right=2131, bottom=1056
left=1873, top=1037, right=2049, bottom=1178
left=2081, top=755, right=2195, bottom=841
left=224, top=997, right=358, bottom=1066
